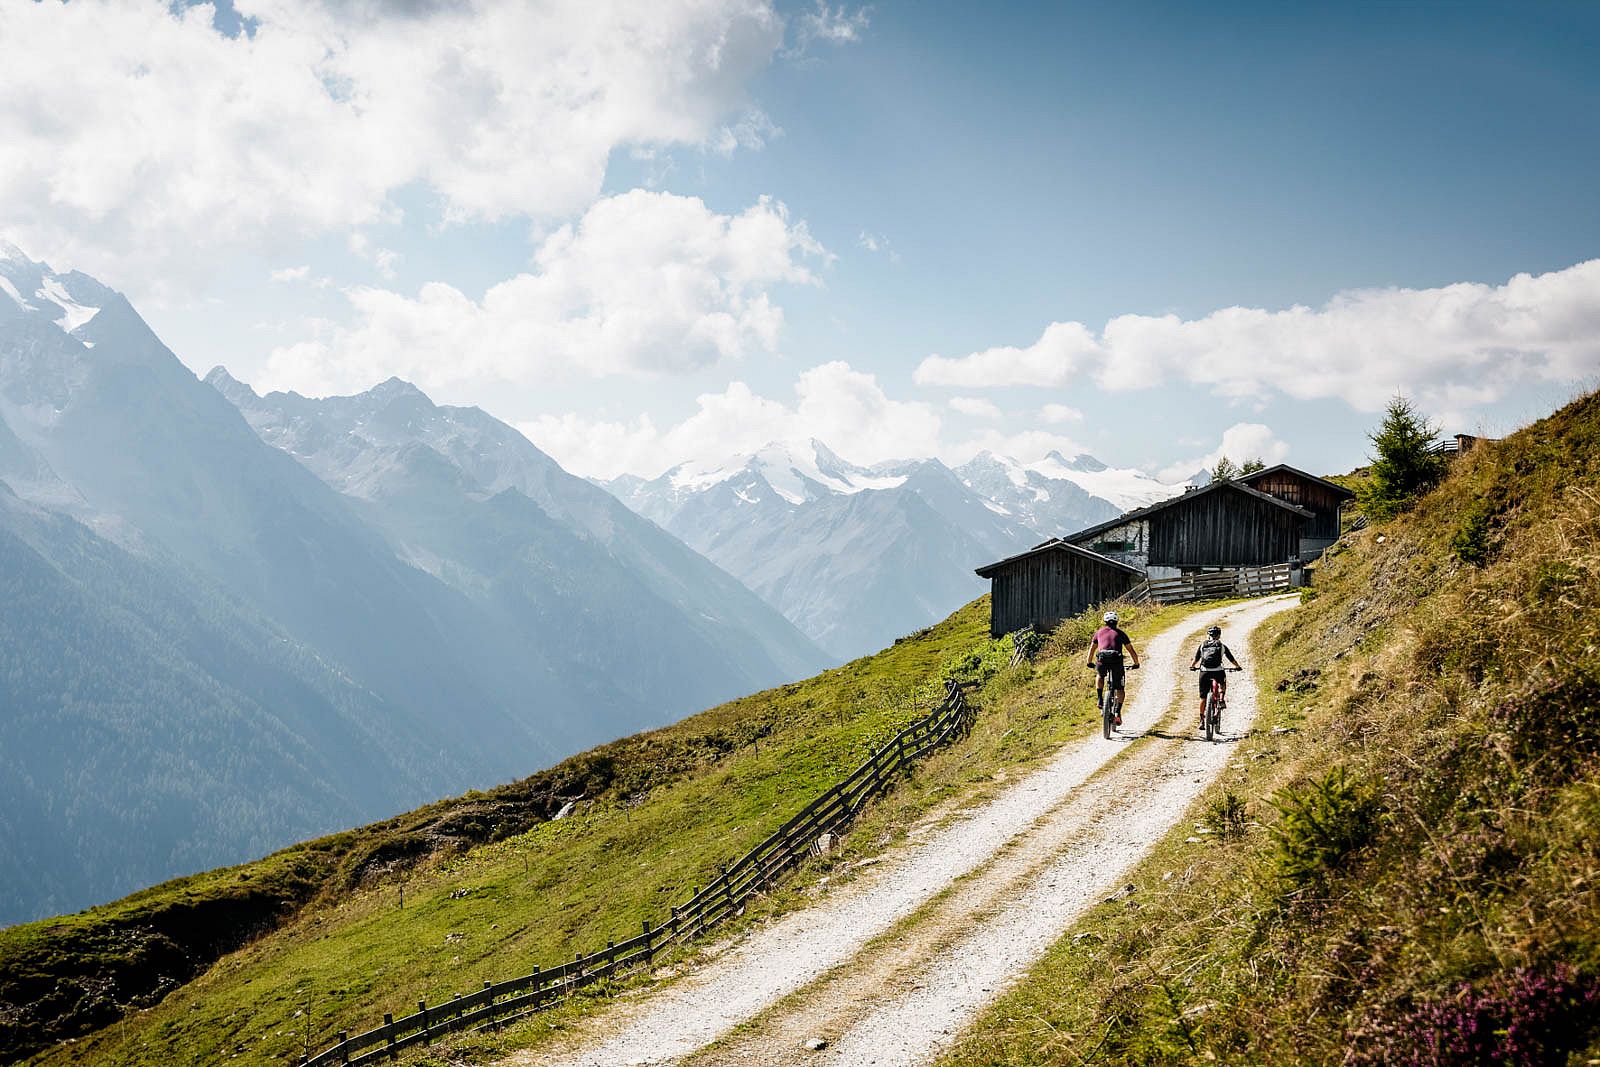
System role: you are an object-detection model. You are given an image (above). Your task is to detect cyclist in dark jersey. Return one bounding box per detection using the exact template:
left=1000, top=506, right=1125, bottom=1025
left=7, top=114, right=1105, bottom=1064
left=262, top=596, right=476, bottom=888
left=1189, top=624, right=1241, bottom=723
left=1086, top=611, right=1141, bottom=725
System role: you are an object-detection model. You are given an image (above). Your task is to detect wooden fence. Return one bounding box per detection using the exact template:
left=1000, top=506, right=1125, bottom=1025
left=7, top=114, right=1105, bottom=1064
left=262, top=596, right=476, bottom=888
left=299, top=680, right=978, bottom=1066
left=1125, top=561, right=1295, bottom=605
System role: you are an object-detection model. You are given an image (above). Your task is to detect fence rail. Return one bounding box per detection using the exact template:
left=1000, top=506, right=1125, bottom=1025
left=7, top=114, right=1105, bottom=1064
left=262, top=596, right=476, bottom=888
left=1127, top=561, right=1295, bottom=605
left=300, top=680, right=978, bottom=1066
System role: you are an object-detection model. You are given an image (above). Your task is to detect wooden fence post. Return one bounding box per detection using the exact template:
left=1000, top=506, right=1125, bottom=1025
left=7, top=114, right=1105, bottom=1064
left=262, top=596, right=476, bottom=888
left=383, top=1013, right=395, bottom=1058
left=483, top=980, right=494, bottom=1027
left=337, top=1031, right=348, bottom=1065
left=418, top=1000, right=428, bottom=1043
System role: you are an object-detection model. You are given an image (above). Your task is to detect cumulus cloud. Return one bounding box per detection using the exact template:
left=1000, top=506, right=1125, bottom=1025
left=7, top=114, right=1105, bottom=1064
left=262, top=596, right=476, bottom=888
left=1157, top=422, right=1290, bottom=482
left=914, top=262, right=1600, bottom=413
left=270, top=265, right=311, bottom=283
left=0, top=0, right=786, bottom=281
left=521, top=361, right=939, bottom=479
left=948, top=396, right=1001, bottom=418
left=262, top=191, right=824, bottom=395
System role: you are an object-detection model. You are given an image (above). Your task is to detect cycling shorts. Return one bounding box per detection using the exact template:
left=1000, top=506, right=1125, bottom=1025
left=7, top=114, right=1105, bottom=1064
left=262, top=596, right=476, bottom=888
left=1096, top=649, right=1126, bottom=690
left=1198, top=669, right=1228, bottom=698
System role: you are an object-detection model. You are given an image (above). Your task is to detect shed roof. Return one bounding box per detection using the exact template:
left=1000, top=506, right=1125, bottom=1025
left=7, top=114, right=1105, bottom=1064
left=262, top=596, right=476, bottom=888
left=1236, top=464, right=1357, bottom=500
left=1064, top=479, right=1316, bottom=545
left=974, top=538, right=1145, bottom=580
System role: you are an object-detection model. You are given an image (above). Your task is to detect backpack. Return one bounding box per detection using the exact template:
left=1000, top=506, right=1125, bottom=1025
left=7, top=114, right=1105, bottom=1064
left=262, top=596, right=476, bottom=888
left=1198, top=639, right=1225, bottom=670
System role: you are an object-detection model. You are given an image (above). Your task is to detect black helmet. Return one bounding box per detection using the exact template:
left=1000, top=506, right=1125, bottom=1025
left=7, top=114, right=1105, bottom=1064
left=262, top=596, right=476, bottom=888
left=1207, top=625, right=1221, bottom=637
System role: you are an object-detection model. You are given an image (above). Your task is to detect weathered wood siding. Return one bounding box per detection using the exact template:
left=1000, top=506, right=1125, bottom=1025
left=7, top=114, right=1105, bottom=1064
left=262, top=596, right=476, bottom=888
left=1147, top=487, right=1303, bottom=568
left=989, top=551, right=1138, bottom=636
left=1245, top=471, right=1345, bottom=539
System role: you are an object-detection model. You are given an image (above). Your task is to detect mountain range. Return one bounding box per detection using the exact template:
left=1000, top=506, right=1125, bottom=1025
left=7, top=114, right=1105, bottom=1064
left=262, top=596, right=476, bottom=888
left=603, top=440, right=1183, bottom=659
left=0, top=241, right=1188, bottom=925
left=0, top=246, right=825, bottom=925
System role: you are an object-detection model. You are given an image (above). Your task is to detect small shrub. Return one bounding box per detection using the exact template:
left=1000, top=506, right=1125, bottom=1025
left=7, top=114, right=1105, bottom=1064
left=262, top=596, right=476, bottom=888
left=1010, top=627, right=1045, bottom=662
left=1268, top=766, right=1380, bottom=891
left=1203, top=790, right=1250, bottom=839
left=1451, top=502, right=1495, bottom=566
left=1528, top=560, right=1583, bottom=604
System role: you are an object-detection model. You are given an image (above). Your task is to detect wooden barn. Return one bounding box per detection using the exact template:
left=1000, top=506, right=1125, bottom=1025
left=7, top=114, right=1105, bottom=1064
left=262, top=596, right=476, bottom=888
left=974, top=540, right=1144, bottom=637
left=1236, top=464, right=1355, bottom=560
left=1065, top=480, right=1315, bottom=578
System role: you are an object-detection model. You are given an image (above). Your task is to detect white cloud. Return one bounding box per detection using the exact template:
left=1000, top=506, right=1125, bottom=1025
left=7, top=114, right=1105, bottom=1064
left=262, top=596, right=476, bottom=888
left=348, top=234, right=400, bottom=280
left=0, top=0, right=786, bottom=281
left=914, top=261, right=1600, bottom=413
left=786, top=1, right=870, bottom=56
left=1039, top=402, right=1083, bottom=423
left=270, top=265, right=311, bottom=283
left=856, top=230, right=901, bottom=263
left=262, top=190, right=824, bottom=395
left=915, top=321, right=1102, bottom=388
left=1157, top=422, right=1290, bottom=482
left=521, top=361, right=939, bottom=479
left=948, top=396, right=1001, bottom=418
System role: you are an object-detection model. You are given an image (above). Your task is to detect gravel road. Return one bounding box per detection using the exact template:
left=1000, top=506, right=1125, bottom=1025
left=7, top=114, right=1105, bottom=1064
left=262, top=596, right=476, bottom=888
left=516, top=594, right=1298, bottom=1067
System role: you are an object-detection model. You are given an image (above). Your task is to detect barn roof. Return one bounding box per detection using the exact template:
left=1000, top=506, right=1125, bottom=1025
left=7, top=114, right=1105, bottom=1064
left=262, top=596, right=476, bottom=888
left=1064, top=479, right=1316, bottom=545
left=1236, top=463, right=1357, bottom=500
left=974, top=538, right=1145, bottom=580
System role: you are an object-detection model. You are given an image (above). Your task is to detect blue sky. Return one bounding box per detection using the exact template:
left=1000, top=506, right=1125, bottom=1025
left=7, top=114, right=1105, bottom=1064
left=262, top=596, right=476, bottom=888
left=3, top=0, right=1597, bottom=481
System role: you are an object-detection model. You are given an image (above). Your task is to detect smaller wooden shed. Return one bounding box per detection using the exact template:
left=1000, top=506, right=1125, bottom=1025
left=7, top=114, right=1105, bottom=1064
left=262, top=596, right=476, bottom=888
left=1236, top=464, right=1355, bottom=560
left=975, top=539, right=1144, bottom=638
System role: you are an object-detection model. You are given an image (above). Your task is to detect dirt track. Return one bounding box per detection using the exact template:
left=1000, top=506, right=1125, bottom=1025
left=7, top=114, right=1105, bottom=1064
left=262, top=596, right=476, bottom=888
left=513, top=594, right=1298, bottom=1067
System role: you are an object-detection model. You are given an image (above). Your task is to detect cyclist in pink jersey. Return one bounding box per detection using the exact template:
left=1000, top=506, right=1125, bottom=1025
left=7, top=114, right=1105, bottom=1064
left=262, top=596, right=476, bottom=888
left=1085, top=611, right=1141, bottom=725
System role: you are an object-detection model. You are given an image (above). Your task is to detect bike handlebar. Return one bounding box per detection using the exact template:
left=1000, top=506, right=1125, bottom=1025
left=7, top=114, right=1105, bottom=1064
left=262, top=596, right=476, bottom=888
left=1189, top=665, right=1244, bottom=671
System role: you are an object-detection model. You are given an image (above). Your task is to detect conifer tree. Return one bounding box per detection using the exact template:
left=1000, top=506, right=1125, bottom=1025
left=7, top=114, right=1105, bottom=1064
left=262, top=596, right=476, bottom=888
left=1211, top=456, right=1240, bottom=482
left=1240, top=457, right=1266, bottom=474
left=1358, top=396, right=1446, bottom=519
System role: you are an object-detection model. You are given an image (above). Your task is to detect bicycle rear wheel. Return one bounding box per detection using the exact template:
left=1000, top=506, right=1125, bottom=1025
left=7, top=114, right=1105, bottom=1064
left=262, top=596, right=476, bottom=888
left=1102, top=694, right=1114, bottom=739
left=1204, top=689, right=1217, bottom=742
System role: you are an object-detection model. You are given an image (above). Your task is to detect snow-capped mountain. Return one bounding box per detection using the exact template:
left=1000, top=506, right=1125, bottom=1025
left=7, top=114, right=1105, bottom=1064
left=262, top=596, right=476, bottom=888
left=209, top=369, right=827, bottom=714
left=601, top=439, right=1189, bottom=660
left=953, top=449, right=1183, bottom=531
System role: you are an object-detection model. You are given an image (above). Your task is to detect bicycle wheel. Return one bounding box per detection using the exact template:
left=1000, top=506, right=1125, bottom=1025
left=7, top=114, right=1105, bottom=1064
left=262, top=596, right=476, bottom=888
left=1102, top=694, right=1114, bottom=739
left=1204, top=689, right=1217, bottom=742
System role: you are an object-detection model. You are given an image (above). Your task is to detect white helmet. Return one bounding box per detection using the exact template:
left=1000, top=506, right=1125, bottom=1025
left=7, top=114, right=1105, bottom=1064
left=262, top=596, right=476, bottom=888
left=1103, top=611, right=1119, bottom=625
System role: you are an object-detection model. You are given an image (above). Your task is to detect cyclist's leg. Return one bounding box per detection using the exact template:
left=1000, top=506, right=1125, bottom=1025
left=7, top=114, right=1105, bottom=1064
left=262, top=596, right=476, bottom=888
left=1095, top=658, right=1108, bottom=707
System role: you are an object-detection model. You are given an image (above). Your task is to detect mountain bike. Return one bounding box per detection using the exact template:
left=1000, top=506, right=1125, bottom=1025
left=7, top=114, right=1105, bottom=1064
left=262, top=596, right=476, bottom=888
left=1198, top=666, right=1243, bottom=742
left=1096, top=662, right=1139, bottom=739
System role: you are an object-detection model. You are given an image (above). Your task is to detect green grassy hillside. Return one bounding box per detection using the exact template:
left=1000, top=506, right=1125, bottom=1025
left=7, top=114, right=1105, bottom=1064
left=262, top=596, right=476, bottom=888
left=8, top=592, right=1207, bottom=1066
left=939, top=390, right=1600, bottom=1065
left=0, top=601, right=979, bottom=1063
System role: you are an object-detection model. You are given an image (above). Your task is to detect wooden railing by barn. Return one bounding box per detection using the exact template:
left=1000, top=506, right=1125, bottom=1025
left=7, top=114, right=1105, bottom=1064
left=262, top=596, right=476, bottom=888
left=1125, top=562, right=1296, bottom=605
left=298, top=680, right=979, bottom=1066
